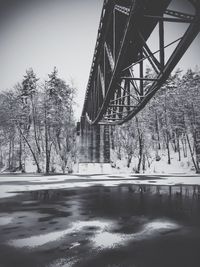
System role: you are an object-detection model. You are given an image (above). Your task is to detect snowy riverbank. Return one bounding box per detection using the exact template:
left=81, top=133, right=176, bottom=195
left=0, top=173, right=200, bottom=199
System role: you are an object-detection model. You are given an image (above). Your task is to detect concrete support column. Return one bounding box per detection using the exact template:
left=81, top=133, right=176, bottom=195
left=79, top=116, right=110, bottom=163
left=93, top=124, right=100, bottom=162
left=103, top=125, right=110, bottom=163
left=87, top=124, right=93, bottom=162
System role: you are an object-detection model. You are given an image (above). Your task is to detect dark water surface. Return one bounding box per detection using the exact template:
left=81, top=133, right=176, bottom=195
left=1, top=184, right=200, bottom=267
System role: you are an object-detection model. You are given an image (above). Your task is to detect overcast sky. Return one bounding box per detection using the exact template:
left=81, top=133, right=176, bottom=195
left=0, top=0, right=199, bottom=118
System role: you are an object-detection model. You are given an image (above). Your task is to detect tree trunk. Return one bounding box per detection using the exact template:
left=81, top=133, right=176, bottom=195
left=171, top=132, right=177, bottom=153
left=155, top=112, right=161, bottom=150
left=18, top=126, right=41, bottom=173
left=142, top=154, right=146, bottom=172
left=186, top=133, right=200, bottom=173
left=181, top=134, right=187, bottom=158
left=137, top=140, right=143, bottom=173
left=181, top=113, right=187, bottom=158
left=136, top=117, right=143, bottom=173
left=44, top=106, right=50, bottom=174
left=193, top=129, right=200, bottom=171
left=117, top=146, right=121, bottom=160
left=176, top=130, right=181, bottom=161
left=0, top=145, right=3, bottom=167
left=19, top=130, right=23, bottom=172
left=31, top=97, right=41, bottom=154
left=166, top=131, right=171, bottom=165
left=127, top=154, right=132, bottom=168
left=191, top=104, right=200, bottom=170
left=56, top=129, right=62, bottom=151
left=11, top=135, right=15, bottom=169
left=8, top=137, right=12, bottom=170
left=110, top=126, right=115, bottom=150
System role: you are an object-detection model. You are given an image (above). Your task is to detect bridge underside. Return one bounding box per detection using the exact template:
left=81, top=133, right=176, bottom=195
left=82, top=0, right=200, bottom=126
left=79, top=0, right=200, bottom=164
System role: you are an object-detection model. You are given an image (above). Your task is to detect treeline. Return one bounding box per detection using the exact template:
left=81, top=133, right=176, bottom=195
left=0, top=68, right=76, bottom=174
left=111, top=68, right=200, bottom=173
left=1, top=67, right=199, bottom=174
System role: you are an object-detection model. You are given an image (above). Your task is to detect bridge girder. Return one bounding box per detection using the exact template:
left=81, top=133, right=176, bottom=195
left=81, top=0, right=200, bottom=125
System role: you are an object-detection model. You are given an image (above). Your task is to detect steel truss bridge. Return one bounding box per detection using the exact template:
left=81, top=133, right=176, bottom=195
left=81, top=0, right=200, bottom=126
left=78, top=0, right=200, bottom=165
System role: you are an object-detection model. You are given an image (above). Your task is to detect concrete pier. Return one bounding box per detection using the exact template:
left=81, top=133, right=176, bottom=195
left=78, top=116, right=110, bottom=172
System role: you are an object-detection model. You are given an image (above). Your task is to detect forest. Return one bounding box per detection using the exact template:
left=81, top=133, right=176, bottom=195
left=0, top=68, right=76, bottom=174
left=111, top=67, right=200, bottom=174
left=0, top=67, right=200, bottom=174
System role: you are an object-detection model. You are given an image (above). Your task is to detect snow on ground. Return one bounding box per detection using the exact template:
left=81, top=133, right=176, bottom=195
left=145, top=151, right=194, bottom=174
left=110, top=147, right=195, bottom=175
left=78, top=163, right=113, bottom=174
left=0, top=145, right=199, bottom=200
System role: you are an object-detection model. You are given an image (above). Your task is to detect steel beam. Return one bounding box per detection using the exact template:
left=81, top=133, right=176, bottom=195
left=81, top=0, right=200, bottom=126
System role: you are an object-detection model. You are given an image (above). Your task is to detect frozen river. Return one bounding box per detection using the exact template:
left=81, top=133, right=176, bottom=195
left=0, top=174, right=200, bottom=267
